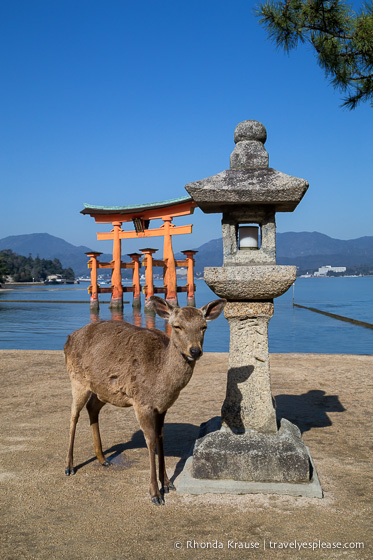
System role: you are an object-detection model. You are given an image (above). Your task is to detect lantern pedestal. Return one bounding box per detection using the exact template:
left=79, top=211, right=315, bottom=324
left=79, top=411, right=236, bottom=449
left=192, top=418, right=310, bottom=483
left=220, top=302, right=277, bottom=433
left=176, top=303, right=322, bottom=498
left=176, top=417, right=322, bottom=498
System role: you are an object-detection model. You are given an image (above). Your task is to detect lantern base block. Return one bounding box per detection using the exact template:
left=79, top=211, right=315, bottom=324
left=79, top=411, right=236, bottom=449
left=175, top=417, right=322, bottom=499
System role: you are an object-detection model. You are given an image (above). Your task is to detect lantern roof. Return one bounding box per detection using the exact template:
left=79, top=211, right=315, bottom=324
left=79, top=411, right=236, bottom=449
left=185, top=120, right=309, bottom=213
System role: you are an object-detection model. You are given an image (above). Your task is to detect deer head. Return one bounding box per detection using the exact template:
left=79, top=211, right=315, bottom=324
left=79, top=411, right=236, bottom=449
left=149, top=296, right=226, bottom=362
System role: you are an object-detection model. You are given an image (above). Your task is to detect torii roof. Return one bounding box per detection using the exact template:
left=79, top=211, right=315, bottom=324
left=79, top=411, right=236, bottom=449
left=81, top=195, right=194, bottom=216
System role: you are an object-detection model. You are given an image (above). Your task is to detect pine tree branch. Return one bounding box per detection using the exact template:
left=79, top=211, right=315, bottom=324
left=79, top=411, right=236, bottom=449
left=305, top=25, right=353, bottom=40
left=350, top=74, right=373, bottom=81
left=255, top=0, right=373, bottom=109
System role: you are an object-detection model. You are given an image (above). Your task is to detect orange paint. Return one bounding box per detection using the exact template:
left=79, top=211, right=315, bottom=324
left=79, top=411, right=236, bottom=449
left=182, top=250, right=198, bottom=302
left=141, top=248, right=157, bottom=302
left=83, top=198, right=197, bottom=309
left=128, top=253, right=142, bottom=302
left=110, top=222, right=123, bottom=306
left=97, top=224, right=192, bottom=241
left=86, top=252, right=102, bottom=308
left=163, top=218, right=177, bottom=305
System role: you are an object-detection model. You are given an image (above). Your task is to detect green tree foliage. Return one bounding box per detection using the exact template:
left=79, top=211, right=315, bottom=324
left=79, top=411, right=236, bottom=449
left=0, top=250, right=75, bottom=283
left=256, top=0, right=373, bottom=108
left=0, top=255, right=10, bottom=283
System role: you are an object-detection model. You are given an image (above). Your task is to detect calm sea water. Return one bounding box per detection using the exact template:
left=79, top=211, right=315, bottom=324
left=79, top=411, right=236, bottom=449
left=0, top=277, right=372, bottom=354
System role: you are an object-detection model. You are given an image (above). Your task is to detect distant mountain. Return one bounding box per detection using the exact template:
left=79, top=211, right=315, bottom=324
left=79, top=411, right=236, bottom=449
left=277, top=231, right=373, bottom=259
left=0, top=234, right=97, bottom=276
left=277, top=232, right=373, bottom=273
left=1, top=231, right=372, bottom=277
left=176, top=232, right=373, bottom=275
left=177, top=238, right=224, bottom=273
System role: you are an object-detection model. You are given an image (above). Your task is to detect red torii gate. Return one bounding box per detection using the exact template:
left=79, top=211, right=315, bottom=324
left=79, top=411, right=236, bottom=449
left=81, top=196, right=198, bottom=310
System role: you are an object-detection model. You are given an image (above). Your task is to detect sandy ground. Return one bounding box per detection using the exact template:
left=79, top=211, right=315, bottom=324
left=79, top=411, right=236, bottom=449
left=0, top=350, right=372, bottom=560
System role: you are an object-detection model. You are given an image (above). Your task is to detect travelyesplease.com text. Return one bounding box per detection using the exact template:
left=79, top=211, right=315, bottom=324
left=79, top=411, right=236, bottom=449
left=173, top=539, right=365, bottom=551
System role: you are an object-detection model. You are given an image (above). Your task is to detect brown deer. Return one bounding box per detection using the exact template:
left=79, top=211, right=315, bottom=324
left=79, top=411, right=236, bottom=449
left=64, top=295, right=226, bottom=505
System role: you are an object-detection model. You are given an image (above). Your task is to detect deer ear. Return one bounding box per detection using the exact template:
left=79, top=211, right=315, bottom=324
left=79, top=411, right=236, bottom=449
left=148, top=296, right=173, bottom=319
left=200, top=299, right=227, bottom=321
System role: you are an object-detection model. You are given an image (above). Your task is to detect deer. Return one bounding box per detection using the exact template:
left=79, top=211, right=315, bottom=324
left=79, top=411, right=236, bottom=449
left=64, top=295, right=226, bottom=505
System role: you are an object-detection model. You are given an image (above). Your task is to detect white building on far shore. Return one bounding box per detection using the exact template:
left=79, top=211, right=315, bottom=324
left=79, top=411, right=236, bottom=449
left=314, top=265, right=347, bottom=277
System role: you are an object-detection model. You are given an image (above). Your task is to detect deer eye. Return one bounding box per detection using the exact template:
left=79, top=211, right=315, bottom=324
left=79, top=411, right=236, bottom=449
left=174, top=325, right=183, bottom=331
left=201, top=326, right=207, bottom=332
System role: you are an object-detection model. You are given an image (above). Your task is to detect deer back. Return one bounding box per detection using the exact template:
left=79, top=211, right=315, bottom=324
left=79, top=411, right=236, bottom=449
left=64, top=320, right=192, bottom=410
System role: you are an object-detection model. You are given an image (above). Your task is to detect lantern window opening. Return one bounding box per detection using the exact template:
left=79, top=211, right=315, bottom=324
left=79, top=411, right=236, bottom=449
left=237, top=223, right=261, bottom=250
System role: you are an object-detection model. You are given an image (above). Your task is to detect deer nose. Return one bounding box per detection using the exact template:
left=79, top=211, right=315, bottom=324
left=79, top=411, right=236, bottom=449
left=190, top=347, right=202, bottom=360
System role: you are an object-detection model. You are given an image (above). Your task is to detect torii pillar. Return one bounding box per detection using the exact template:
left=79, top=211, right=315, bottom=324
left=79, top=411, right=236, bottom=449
left=109, top=221, right=124, bottom=310
left=86, top=251, right=102, bottom=311
left=163, top=217, right=178, bottom=307
left=141, top=248, right=157, bottom=310
left=128, top=252, right=142, bottom=309
left=182, top=250, right=197, bottom=306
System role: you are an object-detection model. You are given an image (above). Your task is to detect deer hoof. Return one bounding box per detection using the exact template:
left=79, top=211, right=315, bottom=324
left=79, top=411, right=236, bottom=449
left=152, top=496, right=165, bottom=506
left=65, top=467, right=75, bottom=476
left=161, top=482, right=175, bottom=494
left=102, top=460, right=110, bottom=467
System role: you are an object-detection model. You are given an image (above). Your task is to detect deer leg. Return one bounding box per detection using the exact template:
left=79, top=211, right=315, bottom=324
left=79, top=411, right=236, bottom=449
left=134, top=405, right=164, bottom=506
left=65, top=379, right=92, bottom=476
left=155, top=411, right=175, bottom=495
left=86, top=393, right=109, bottom=467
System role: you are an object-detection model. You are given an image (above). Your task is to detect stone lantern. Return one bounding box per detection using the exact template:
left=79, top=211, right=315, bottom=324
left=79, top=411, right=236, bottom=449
left=179, top=120, right=322, bottom=497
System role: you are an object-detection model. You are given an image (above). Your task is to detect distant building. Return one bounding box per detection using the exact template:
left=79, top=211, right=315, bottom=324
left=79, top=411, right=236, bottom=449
left=314, top=265, right=346, bottom=277
left=176, top=267, right=187, bottom=277
left=46, top=274, right=64, bottom=282
left=45, top=274, right=74, bottom=284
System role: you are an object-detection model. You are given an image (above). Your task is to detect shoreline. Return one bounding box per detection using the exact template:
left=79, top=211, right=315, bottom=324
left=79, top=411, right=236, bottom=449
left=1, top=348, right=372, bottom=356
left=0, top=281, right=45, bottom=287
left=3, top=348, right=372, bottom=356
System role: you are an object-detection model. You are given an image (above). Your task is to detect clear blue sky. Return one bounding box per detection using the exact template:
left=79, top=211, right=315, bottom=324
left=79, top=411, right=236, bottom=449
left=1, top=0, right=372, bottom=256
